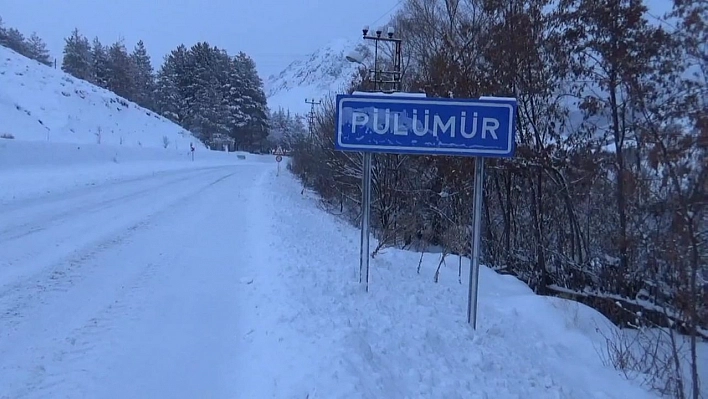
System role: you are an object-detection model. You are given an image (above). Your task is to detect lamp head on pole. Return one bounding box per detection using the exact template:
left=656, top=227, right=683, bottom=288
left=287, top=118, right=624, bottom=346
left=387, top=26, right=395, bottom=38
left=345, top=47, right=367, bottom=64
left=362, top=25, right=369, bottom=37
left=375, top=27, right=382, bottom=38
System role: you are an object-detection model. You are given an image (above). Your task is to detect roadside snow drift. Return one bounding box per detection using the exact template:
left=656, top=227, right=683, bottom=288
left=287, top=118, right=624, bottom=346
left=234, top=166, right=660, bottom=399
left=0, top=45, right=200, bottom=148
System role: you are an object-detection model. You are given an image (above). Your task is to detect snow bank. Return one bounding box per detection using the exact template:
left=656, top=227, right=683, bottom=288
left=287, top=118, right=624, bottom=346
left=237, top=167, right=660, bottom=398
left=0, top=45, right=201, bottom=148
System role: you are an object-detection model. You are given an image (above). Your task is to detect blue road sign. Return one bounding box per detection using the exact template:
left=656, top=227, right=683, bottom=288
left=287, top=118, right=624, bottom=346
left=335, top=94, right=517, bottom=157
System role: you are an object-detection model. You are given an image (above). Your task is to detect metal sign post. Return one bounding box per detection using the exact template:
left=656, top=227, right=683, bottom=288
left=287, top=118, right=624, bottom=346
left=334, top=93, right=517, bottom=328
left=345, top=25, right=404, bottom=293
left=468, top=157, right=485, bottom=329
left=360, top=152, right=372, bottom=287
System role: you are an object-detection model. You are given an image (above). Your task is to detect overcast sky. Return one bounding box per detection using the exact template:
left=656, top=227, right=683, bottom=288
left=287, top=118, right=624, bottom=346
left=0, top=0, right=402, bottom=79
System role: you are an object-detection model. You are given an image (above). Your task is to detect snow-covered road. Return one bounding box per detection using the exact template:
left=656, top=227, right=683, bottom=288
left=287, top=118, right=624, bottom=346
left=0, top=163, right=269, bottom=398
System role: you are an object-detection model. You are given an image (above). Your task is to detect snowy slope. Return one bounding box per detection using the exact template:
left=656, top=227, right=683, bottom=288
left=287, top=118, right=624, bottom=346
left=0, top=45, right=202, bottom=149
left=265, top=38, right=367, bottom=115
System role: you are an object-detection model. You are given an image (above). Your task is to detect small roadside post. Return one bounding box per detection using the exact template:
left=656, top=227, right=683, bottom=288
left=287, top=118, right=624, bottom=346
left=334, top=93, right=517, bottom=330
left=274, top=146, right=284, bottom=176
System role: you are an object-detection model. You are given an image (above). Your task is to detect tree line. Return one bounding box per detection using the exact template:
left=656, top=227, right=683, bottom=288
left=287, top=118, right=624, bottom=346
left=0, top=16, right=279, bottom=151
left=0, top=18, right=311, bottom=151
left=269, top=107, right=308, bottom=151
left=289, top=0, right=706, bottom=397
left=59, top=29, right=271, bottom=150
left=0, top=16, right=52, bottom=66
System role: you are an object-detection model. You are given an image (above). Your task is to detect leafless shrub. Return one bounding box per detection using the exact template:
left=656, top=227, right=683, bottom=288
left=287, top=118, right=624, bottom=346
left=597, top=301, right=702, bottom=399
left=287, top=5, right=706, bottom=395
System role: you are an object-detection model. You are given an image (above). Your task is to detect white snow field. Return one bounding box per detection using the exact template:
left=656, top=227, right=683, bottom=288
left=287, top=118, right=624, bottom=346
left=0, top=143, right=660, bottom=398
left=0, top=45, right=202, bottom=149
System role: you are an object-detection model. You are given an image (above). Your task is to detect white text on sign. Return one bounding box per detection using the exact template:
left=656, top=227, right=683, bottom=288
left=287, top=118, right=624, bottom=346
left=351, top=109, right=501, bottom=139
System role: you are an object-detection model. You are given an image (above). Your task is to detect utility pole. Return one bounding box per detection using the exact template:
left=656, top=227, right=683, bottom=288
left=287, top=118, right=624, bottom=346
left=304, top=98, right=321, bottom=142
left=362, top=26, right=402, bottom=93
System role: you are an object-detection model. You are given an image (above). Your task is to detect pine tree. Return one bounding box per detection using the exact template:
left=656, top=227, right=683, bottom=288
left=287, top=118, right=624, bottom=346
left=232, top=52, right=269, bottom=150
left=155, top=44, right=190, bottom=124
left=131, top=40, right=156, bottom=109
left=289, top=113, right=308, bottom=147
left=0, top=17, right=5, bottom=48
left=106, top=39, right=136, bottom=100
left=0, top=20, right=51, bottom=66
left=184, top=42, right=231, bottom=142
left=153, top=42, right=269, bottom=150
left=223, top=56, right=246, bottom=136
left=283, top=111, right=308, bottom=151
left=25, top=32, right=52, bottom=66
left=267, top=108, right=286, bottom=149
left=210, top=49, right=234, bottom=138
left=91, top=37, right=110, bottom=88
left=2, top=27, right=27, bottom=56
left=62, top=28, right=94, bottom=81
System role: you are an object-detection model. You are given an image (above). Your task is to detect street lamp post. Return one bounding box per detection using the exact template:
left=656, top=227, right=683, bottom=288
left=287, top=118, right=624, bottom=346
left=346, top=25, right=403, bottom=292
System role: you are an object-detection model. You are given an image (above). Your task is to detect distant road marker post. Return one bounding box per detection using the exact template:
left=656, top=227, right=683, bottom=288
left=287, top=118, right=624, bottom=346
left=274, top=147, right=284, bottom=176
left=334, top=93, right=517, bottom=330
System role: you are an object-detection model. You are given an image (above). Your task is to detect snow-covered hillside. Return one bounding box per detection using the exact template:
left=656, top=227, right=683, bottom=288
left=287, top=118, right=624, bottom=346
left=265, top=38, right=367, bottom=115
left=0, top=45, right=202, bottom=149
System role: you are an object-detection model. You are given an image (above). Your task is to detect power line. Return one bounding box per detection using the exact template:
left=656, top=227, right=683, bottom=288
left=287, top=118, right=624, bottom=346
left=366, top=0, right=405, bottom=29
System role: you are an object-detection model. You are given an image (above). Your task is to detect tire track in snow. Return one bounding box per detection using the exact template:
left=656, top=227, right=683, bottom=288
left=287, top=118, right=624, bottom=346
left=0, top=167, right=229, bottom=292
left=12, top=168, right=251, bottom=399
left=0, top=166, right=242, bottom=399
left=0, top=167, right=219, bottom=242
left=30, top=259, right=163, bottom=399
left=0, top=167, right=236, bottom=325
left=0, top=164, right=226, bottom=208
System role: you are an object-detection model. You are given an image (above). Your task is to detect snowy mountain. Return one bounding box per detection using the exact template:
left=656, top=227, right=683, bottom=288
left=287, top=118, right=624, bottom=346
left=0, top=45, right=203, bottom=149
left=265, top=38, right=368, bottom=115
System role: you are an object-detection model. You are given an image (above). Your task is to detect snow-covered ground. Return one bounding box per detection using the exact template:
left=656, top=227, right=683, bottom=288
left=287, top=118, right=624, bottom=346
left=0, top=140, right=245, bottom=203
left=0, top=139, right=682, bottom=398
left=0, top=45, right=203, bottom=148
